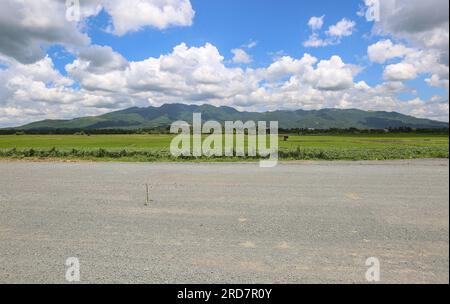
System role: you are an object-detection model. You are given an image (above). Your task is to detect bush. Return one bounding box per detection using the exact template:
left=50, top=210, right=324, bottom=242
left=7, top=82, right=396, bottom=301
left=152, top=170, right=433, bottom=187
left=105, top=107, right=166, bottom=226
left=0, top=146, right=448, bottom=161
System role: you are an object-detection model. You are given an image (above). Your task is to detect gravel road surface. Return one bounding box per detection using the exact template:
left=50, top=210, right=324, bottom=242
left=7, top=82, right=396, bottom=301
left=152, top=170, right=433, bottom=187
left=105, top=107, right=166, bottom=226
left=0, top=160, right=448, bottom=283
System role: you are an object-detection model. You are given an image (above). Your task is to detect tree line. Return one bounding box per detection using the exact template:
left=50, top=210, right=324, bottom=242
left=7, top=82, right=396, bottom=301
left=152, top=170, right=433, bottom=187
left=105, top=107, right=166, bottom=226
left=0, top=127, right=448, bottom=135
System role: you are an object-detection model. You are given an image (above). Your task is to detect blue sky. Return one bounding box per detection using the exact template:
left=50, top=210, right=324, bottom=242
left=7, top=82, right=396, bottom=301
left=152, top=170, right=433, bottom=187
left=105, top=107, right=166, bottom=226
left=0, top=0, right=448, bottom=126
left=53, top=0, right=376, bottom=79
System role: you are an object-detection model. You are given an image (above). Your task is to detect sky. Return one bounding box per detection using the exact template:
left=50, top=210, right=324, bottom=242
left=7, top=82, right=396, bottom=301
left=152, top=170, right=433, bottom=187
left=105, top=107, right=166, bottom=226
left=0, top=0, right=448, bottom=127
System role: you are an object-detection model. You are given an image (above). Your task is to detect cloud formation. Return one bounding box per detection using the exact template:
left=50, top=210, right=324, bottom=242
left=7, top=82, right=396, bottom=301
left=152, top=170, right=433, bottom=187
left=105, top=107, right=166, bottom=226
left=0, top=0, right=448, bottom=127
left=3, top=40, right=445, bottom=126
left=0, top=0, right=195, bottom=64
left=100, top=0, right=195, bottom=35
left=308, top=16, right=325, bottom=31
left=365, top=1, right=449, bottom=90
left=0, top=0, right=90, bottom=64
left=231, top=49, right=253, bottom=64
left=304, top=17, right=356, bottom=47
left=327, top=18, right=356, bottom=37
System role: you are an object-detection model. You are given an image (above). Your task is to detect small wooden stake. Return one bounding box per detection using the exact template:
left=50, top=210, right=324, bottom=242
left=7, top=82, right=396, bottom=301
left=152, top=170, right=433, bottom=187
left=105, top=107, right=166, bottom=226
left=145, top=183, right=149, bottom=206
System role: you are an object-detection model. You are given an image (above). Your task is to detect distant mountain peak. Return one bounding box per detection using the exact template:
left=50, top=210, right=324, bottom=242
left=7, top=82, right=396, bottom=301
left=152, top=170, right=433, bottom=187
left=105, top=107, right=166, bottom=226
left=15, top=104, right=449, bottom=130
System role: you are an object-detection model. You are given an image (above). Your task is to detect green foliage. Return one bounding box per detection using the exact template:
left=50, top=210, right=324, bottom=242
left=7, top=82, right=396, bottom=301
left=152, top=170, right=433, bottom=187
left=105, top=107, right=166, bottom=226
left=0, top=146, right=447, bottom=161
left=278, top=146, right=449, bottom=160
left=0, top=133, right=447, bottom=162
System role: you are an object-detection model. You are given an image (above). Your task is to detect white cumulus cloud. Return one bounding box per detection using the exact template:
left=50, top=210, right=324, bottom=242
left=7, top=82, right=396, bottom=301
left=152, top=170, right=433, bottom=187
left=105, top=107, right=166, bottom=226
left=101, top=0, right=195, bottom=36
left=308, top=16, right=325, bottom=30
left=0, top=0, right=196, bottom=64
left=231, top=49, right=253, bottom=64
left=327, top=18, right=356, bottom=37
left=304, top=17, right=356, bottom=47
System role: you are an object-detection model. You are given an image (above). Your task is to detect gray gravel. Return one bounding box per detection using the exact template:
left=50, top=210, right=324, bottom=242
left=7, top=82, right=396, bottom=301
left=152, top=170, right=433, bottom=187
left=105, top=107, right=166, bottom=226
left=0, top=159, right=448, bottom=284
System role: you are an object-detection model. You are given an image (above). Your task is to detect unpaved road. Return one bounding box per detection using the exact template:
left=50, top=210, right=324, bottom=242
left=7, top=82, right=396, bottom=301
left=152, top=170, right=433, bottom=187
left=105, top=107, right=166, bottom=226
left=0, top=160, right=448, bottom=284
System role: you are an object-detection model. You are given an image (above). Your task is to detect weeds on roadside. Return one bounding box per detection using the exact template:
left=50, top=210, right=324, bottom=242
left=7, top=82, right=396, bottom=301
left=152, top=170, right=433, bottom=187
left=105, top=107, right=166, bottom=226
left=0, top=146, right=448, bottom=162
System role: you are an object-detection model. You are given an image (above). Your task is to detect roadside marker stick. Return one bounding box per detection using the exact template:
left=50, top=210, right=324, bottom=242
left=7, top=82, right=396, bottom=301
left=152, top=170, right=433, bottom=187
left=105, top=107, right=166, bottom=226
left=145, top=183, right=149, bottom=206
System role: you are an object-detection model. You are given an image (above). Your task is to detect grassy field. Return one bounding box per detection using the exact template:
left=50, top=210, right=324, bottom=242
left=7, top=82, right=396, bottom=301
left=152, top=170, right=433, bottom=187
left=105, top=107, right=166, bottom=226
left=0, top=134, right=448, bottom=161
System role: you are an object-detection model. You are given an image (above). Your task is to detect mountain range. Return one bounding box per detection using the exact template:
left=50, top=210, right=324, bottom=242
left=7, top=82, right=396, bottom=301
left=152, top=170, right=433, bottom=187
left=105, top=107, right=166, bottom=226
left=14, top=104, right=449, bottom=130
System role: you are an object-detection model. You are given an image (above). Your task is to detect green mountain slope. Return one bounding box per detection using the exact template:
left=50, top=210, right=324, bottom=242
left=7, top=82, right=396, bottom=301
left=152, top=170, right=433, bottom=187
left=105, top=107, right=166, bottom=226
left=16, top=104, right=449, bottom=130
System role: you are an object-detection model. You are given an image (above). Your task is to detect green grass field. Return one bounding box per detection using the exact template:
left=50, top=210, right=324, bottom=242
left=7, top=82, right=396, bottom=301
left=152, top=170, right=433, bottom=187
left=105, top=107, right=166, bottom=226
left=0, top=134, right=448, bottom=161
